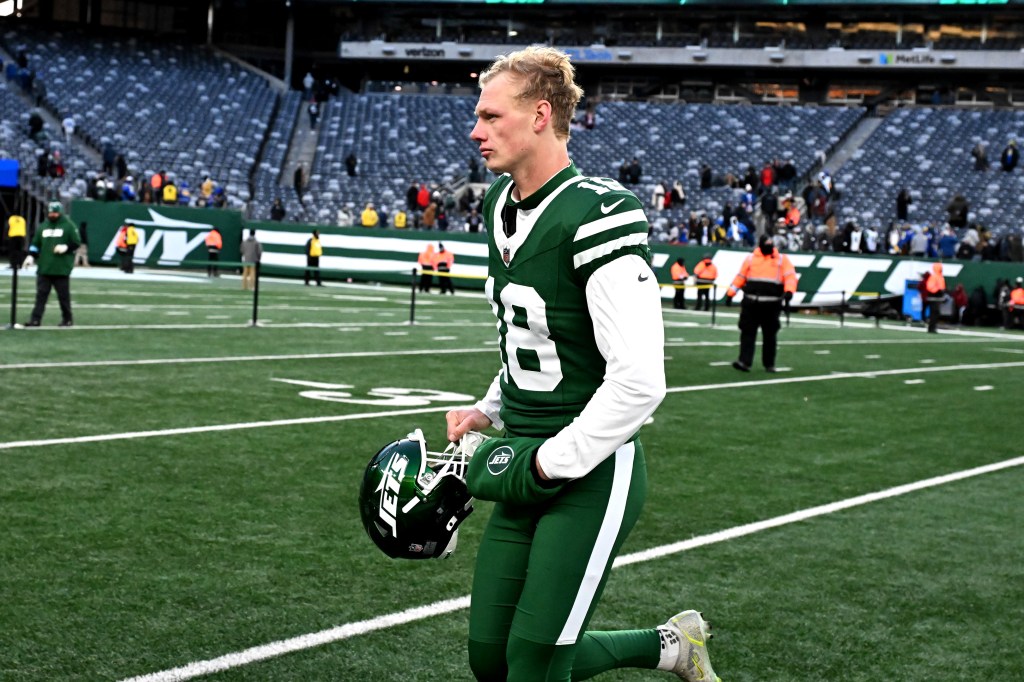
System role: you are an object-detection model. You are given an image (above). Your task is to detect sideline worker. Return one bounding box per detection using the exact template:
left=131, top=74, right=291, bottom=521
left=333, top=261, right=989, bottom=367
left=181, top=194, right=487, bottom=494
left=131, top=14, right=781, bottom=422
left=693, top=252, right=718, bottom=312
left=7, top=213, right=27, bottom=269
left=25, top=201, right=81, bottom=327
left=205, top=226, right=222, bottom=277
left=116, top=221, right=139, bottom=273
left=240, top=229, right=262, bottom=291
left=417, top=242, right=435, bottom=293
left=727, top=233, right=797, bottom=372
left=923, top=262, right=947, bottom=334
left=305, top=229, right=323, bottom=286
left=670, top=257, right=688, bottom=310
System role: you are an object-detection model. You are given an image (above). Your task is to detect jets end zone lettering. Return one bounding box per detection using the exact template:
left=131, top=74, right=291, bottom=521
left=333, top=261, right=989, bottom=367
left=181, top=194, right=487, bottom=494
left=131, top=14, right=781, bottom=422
left=72, top=200, right=242, bottom=265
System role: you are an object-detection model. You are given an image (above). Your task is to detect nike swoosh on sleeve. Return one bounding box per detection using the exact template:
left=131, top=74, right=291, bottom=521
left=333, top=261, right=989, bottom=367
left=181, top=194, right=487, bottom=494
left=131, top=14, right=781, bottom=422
left=600, top=198, right=626, bottom=214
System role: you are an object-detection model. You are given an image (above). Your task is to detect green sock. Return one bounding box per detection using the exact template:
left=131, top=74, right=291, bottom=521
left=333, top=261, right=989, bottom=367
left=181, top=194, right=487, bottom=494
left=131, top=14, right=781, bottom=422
left=570, top=629, right=661, bottom=681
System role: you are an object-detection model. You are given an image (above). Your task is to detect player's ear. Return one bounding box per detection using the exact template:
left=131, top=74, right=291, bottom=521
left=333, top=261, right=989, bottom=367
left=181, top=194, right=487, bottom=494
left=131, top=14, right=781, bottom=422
left=533, top=100, right=552, bottom=133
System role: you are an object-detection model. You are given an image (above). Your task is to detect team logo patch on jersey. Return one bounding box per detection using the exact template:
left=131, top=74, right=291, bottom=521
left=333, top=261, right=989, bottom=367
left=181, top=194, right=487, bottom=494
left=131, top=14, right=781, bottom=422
left=486, top=446, right=515, bottom=475
left=502, top=246, right=511, bottom=265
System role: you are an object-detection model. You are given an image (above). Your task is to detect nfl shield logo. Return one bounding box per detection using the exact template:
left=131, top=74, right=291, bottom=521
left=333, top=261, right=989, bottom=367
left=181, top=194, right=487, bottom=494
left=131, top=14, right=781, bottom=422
left=502, top=247, right=510, bottom=265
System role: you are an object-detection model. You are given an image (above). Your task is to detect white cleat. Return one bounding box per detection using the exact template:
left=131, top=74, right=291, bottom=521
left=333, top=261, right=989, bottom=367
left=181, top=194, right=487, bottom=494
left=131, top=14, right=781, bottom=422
left=657, top=609, right=721, bottom=682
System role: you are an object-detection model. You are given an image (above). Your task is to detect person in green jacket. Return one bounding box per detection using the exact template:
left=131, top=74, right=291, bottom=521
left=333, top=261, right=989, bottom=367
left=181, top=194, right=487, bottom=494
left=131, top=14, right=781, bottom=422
left=25, top=201, right=81, bottom=327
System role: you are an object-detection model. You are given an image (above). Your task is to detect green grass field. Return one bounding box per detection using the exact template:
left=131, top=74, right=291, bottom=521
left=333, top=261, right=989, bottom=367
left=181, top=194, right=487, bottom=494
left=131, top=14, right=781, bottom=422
left=2, top=267, right=1023, bottom=682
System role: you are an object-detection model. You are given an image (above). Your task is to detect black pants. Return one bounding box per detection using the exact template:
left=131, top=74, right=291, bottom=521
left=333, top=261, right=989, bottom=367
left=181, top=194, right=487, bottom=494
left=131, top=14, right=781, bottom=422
left=120, top=246, right=136, bottom=273
left=207, top=249, right=220, bottom=277
left=31, top=274, right=72, bottom=324
left=737, top=299, right=782, bottom=369
left=673, top=284, right=686, bottom=309
left=695, top=281, right=712, bottom=311
left=305, top=256, right=321, bottom=285
left=926, top=298, right=942, bottom=333
left=437, top=267, right=454, bottom=294
left=418, top=272, right=433, bottom=293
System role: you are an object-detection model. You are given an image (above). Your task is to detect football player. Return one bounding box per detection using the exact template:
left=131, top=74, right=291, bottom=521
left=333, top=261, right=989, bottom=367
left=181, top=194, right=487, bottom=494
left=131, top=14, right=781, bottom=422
left=445, top=46, right=721, bottom=681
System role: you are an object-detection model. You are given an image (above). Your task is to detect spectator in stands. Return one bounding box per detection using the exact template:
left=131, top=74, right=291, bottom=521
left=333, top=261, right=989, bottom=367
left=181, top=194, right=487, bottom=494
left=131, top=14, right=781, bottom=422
left=938, top=225, right=959, bottom=259
left=862, top=223, right=879, bottom=254
left=759, top=161, right=775, bottom=191
left=28, top=110, right=43, bottom=141
left=670, top=180, right=686, bottom=208
left=308, top=100, right=320, bottom=129
left=151, top=170, right=165, bottom=204
left=292, top=166, right=306, bottom=204
left=896, top=187, right=912, bottom=221
left=579, top=104, right=596, bottom=130
left=162, top=177, right=178, bottom=205
left=627, top=157, right=642, bottom=184
left=115, top=154, right=128, bottom=181
left=394, top=207, right=408, bottom=229
left=651, top=181, right=665, bottom=213
left=305, top=230, right=323, bottom=286
left=777, top=159, right=797, bottom=190
left=416, top=183, right=431, bottom=211
left=407, top=181, right=420, bottom=211
left=201, top=175, right=215, bottom=202
left=971, top=142, right=990, bottom=171
left=378, top=204, right=389, bottom=229
left=468, top=156, right=482, bottom=183
left=1001, top=140, right=1019, bottom=172
left=178, top=181, right=192, bottom=206
left=302, top=71, right=314, bottom=99
left=345, top=151, right=358, bottom=177
left=270, top=198, right=286, bottom=221
left=48, top=150, right=65, bottom=178
left=958, top=223, right=980, bottom=259
left=617, top=160, right=629, bottom=185
left=61, top=115, right=75, bottom=142
left=946, top=194, right=969, bottom=229
left=102, top=139, right=116, bottom=175
left=422, top=201, right=437, bottom=230
left=360, top=202, right=379, bottom=228
left=465, top=208, right=482, bottom=233
left=700, top=163, right=712, bottom=190
left=120, top=174, right=137, bottom=200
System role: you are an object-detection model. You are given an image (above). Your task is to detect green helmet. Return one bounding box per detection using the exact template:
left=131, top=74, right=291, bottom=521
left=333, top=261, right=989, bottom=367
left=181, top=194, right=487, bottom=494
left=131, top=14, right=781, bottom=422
left=358, top=429, right=474, bottom=560
left=48, top=201, right=62, bottom=214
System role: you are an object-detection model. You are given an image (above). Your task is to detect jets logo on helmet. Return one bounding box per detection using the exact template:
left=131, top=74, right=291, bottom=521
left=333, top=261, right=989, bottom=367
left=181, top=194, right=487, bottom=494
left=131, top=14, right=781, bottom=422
left=358, top=428, right=487, bottom=560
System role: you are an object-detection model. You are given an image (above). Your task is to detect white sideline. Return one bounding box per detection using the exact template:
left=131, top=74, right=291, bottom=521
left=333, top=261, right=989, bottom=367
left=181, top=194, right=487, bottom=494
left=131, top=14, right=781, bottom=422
left=119, top=454, right=1024, bottom=682
left=3, top=360, right=1023, bottom=452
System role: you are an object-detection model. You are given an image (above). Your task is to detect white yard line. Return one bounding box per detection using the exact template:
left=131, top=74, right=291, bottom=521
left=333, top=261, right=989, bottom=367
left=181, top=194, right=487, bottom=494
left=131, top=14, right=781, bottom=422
left=3, top=361, right=1022, bottom=452
left=118, top=454, right=1024, bottom=682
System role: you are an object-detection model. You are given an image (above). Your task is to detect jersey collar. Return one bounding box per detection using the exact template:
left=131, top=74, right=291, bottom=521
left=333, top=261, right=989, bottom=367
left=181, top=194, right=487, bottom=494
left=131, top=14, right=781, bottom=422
left=505, top=162, right=580, bottom=211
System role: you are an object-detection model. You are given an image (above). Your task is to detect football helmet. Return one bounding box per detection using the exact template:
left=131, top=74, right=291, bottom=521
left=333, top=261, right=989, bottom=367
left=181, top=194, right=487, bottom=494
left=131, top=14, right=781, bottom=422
left=359, top=429, right=484, bottom=560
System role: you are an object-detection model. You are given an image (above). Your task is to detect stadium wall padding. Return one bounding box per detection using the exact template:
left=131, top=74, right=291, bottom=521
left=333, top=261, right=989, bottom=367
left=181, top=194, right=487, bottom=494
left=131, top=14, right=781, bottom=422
left=70, top=201, right=1022, bottom=301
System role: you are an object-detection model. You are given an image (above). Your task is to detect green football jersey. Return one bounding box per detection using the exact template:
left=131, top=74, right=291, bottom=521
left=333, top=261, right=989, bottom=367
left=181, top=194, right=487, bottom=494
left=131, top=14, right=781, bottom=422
left=482, top=163, right=651, bottom=438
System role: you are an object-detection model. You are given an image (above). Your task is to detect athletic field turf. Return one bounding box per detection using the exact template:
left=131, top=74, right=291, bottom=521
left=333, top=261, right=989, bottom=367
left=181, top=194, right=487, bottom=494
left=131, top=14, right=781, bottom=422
left=2, top=268, right=1022, bottom=681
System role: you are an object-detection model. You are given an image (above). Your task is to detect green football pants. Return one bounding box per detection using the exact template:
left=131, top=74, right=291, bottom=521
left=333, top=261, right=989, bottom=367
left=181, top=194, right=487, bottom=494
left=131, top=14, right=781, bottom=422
left=467, top=440, right=661, bottom=681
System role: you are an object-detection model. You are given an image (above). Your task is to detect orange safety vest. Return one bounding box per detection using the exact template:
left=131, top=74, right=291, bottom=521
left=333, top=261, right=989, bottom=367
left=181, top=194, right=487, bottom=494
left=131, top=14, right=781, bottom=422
left=670, top=262, right=688, bottom=282
left=150, top=173, right=163, bottom=190
left=694, top=259, right=718, bottom=282
left=925, top=263, right=946, bottom=295
left=728, top=247, right=797, bottom=301
left=433, top=249, right=454, bottom=271
left=1009, top=287, right=1024, bottom=309
left=418, top=246, right=434, bottom=267
left=205, top=229, right=223, bottom=249
left=116, top=227, right=128, bottom=248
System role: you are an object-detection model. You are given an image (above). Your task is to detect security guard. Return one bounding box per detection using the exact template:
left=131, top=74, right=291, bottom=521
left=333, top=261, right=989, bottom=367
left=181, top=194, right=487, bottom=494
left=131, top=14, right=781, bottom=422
left=693, top=252, right=718, bottom=311
left=923, top=262, right=947, bottom=334
left=669, top=257, right=688, bottom=309
left=727, top=233, right=797, bottom=372
left=205, top=226, right=223, bottom=277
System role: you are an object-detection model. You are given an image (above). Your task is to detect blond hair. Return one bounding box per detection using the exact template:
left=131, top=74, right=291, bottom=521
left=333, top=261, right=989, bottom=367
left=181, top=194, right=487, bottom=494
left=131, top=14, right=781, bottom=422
left=479, top=46, right=584, bottom=140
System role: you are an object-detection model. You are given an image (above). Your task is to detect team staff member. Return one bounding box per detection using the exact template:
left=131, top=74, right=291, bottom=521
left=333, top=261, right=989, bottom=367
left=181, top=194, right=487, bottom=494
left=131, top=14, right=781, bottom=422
left=433, top=242, right=455, bottom=295
left=25, top=201, right=80, bottom=327
left=116, top=221, right=139, bottom=273
left=205, top=226, right=222, bottom=277
left=305, top=229, right=323, bottom=286
left=727, top=233, right=797, bottom=372
left=7, top=213, right=27, bottom=269
left=445, top=46, right=720, bottom=682
left=693, top=252, right=717, bottom=312
left=670, top=257, right=688, bottom=309
left=417, top=242, right=435, bottom=293
left=923, top=262, right=946, bottom=334
left=240, top=229, right=262, bottom=291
